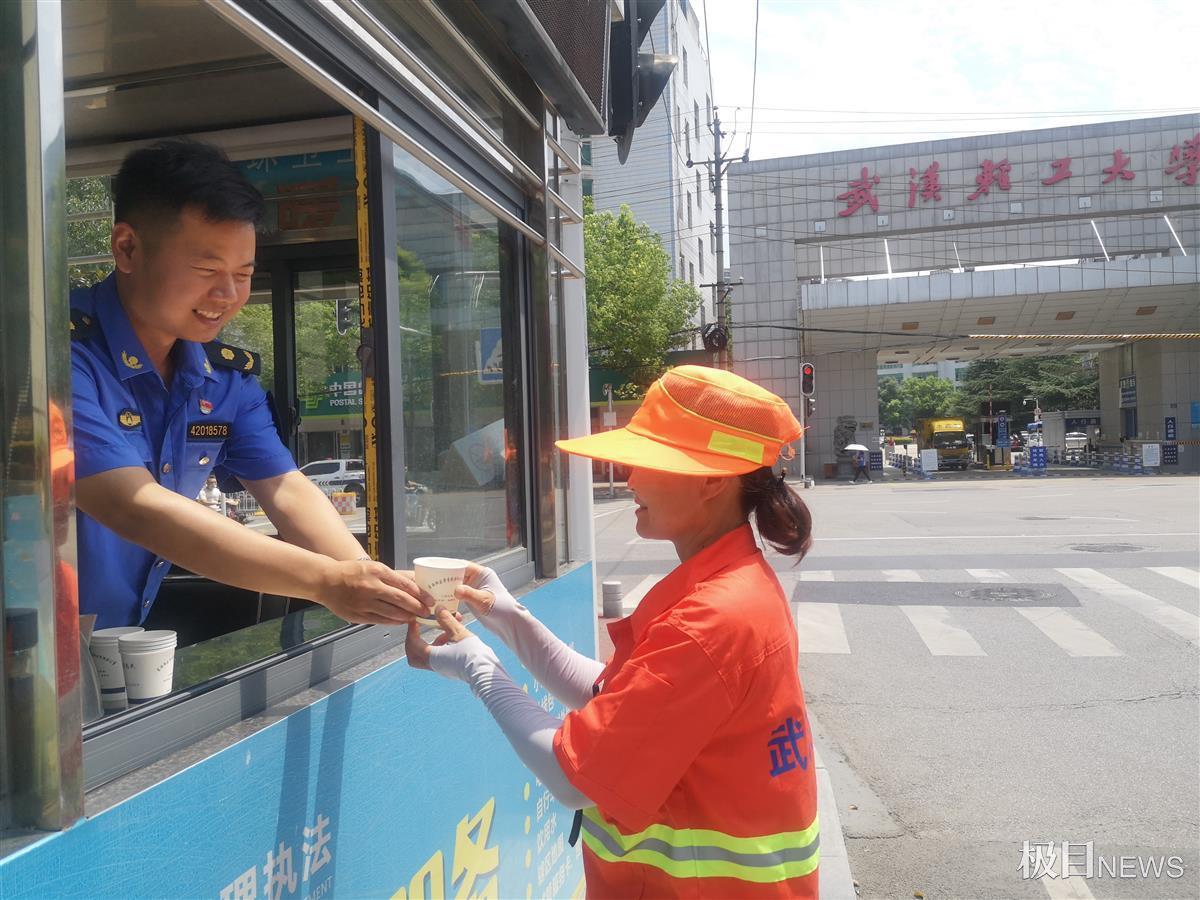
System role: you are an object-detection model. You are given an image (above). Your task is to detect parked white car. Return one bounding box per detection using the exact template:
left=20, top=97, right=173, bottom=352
left=299, top=458, right=366, bottom=503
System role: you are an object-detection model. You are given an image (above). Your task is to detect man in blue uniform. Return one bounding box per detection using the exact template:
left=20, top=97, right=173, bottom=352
left=72, top=139, right=425, bottom=629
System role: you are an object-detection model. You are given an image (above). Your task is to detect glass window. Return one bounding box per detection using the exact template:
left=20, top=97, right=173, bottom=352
left=684, top=121, right=690, bottom=158
left=582, top=178, right=593, bottom=198
left=694, top=100, right=700, bottom=137
left=687, top=190, right=693, bottom=228
left=698, top=238, right=704, bottom=276
left=580, top=142, right=592, bottom=166
left=695, top=171, right=701, bottom=205
left=391, top=147, right=524, bottom=564
left=689, top=261, right=695, bottom=285
left=682, top=47, right=688, bottom=86
left=293, top=268, right=365, bottom=471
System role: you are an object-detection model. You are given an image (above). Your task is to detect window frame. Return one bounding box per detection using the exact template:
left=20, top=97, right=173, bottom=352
left=77, top=3, right=545, bottom=794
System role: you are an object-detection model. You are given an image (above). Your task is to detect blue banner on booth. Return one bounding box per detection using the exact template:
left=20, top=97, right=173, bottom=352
left=0, top=565, right=595, bottom=899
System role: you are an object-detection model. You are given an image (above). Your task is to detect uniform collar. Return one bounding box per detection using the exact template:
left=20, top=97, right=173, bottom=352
left=623, top=522, right=760, bottom=646
left=95, top=273, right=218, bottom=385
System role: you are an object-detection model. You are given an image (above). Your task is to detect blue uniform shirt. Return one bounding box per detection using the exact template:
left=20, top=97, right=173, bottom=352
left=71, top=274, right=296, bottom=628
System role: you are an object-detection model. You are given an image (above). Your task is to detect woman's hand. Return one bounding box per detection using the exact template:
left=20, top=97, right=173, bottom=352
left=455, top=565, right=497, bottom=617
left=405, top=608, right=472, bottom=671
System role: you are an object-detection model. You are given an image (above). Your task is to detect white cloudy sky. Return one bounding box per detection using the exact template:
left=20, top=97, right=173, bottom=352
left=697, top=0, right=1196, bottom=162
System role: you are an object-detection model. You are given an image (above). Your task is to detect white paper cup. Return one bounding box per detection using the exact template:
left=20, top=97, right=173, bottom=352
left=90, top=627, right=144, bottom=710
left=413, top=556, right=468, bottom=624
left=118, top=630, right=177, bottom=703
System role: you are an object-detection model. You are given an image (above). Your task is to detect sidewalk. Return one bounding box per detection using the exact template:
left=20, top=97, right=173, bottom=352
left=595, top=610, right=858, bottom=897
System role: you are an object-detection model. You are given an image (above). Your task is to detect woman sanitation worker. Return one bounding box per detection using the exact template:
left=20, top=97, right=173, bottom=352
left=407, top=366, right=819, bottom=898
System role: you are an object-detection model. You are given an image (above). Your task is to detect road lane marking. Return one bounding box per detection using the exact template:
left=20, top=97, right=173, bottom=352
left=899, top=605, right=986, bottom=656
left=1148, top=566, right=1200, bottom=589
left=813, top=532, right=1197, bottom=542
left=1040, top=874, right=1096, bottom=899
left=799, top=570, right=835, bottom=581
left=882, top=569, right=922, bottom=582
left=966, top=569, right=1010, bottom=581
left=620, top=575, right=660, bottom=614
left=593, top=504, right=634, bottom=519
left=1058, top=568, right=1200, bottom=645
left=794, top=604, right=851, bottom=654
left=1016, top=608, right=1123, bottom=657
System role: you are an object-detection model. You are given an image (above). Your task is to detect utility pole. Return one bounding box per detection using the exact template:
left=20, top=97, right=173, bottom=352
left=690, top=107, right=746, bottom=369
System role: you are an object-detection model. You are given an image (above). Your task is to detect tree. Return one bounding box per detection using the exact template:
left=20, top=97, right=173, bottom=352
left=955, top=355, right=1099, bottom=423
left=584, top=201, right=700, bottom=385
left=902, top=375, right=960, bottom=421
left=878, top=377, right=905, bottom=431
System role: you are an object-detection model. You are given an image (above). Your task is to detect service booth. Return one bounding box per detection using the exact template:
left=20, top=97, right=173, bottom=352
left=0, top=1, right=604, bottom=894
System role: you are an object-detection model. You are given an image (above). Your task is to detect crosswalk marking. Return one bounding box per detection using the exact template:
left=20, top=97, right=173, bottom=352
left=965, top=569, right=1010, bottom=581
left=1148, top=566, right=1200, bottom=589
left=882, top=569, right=922, bottom=582
left=621, top=575, right=659, bottom=614
left=795, top=603, right=851, bottom=654
left=799, top=570, right=835, bottom=581
left=1040, top=874, right=1096, bottom=900
left=1016, top=608, right=1123, bottom=657
left=1058, top=568, right=1200, bottom=645
left=899, top=605, right=986, bottom=656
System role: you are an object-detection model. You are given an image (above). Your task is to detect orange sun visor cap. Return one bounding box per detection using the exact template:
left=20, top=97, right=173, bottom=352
left=555, top=365, right=803, bottom=476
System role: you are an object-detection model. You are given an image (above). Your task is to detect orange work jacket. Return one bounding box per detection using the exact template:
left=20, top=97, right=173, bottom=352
left=554, top=524, right=819, bottom=898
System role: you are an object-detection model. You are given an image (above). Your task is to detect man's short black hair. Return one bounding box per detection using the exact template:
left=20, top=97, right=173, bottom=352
left=112, top=138, right=265, bottom=231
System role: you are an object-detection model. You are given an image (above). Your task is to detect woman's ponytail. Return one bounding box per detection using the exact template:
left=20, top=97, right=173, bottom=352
left=740, top=467, right=813, bottom=559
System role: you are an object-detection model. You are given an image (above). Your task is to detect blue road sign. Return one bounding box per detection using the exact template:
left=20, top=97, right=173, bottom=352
left=1029, top=446, right=1047, bottom=469
left=477, top=327, right=503, bottom=384
left=996, top=414, right=1010, bottom=449
left=1162, top=444, right=1179, bottom=465
left=1165, top=416, right=1177, bottom=441
left=869, top=450, right=883, bottom=471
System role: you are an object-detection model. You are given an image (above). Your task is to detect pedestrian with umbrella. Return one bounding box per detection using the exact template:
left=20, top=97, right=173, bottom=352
left=846, top=443, right=872, bottom=482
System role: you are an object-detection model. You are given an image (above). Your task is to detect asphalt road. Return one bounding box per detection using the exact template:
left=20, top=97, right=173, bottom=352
left=592, top=474, right=1200, bottom=900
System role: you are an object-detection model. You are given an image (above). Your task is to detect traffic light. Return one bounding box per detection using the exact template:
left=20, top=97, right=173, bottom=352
left=805, top=397, right=816, bottom=418
left=801, top=362, right=815, bottom=396
left=335, top=298, right=357, bottom=336
left=608, top=0, right=676, bottom=163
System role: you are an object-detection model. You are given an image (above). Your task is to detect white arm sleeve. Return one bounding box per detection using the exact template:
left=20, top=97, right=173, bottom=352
left=472, top=568, right=604, bottom=711
left=429, top=635, right=592, bottom=811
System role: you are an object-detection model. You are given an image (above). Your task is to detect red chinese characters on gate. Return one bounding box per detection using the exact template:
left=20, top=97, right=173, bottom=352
left=837, top=166, right=881, bottom=217
left=1164, top=134, right=1199, bottom=186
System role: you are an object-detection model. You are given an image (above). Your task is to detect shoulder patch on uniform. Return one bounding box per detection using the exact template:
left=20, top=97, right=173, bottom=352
left=70, top=309, right=98, bottom=341
left=204, top=340, right=261, bottom=376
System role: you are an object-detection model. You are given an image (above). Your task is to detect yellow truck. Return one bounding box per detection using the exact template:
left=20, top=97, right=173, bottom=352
left=916, top=417, right=972, bottom=470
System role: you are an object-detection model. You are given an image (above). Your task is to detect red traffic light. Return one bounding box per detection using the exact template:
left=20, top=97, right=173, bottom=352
left=801, top=361, right=815, bottom=396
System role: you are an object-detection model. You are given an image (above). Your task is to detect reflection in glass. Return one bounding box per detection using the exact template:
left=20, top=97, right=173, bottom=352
left=392, top=148, right=523, bottom=564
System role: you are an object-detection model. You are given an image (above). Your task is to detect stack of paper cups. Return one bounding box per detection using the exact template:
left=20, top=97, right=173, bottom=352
left=601, top=581, right=624, bottom=619
left=118, top=630, right=178, bottom=704
left=90, top=626, right=144, bottom=710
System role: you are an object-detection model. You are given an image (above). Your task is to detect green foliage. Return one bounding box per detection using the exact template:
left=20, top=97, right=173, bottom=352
left=878, top=375, right=961, bottom=431
left=878, top=377, right=905, bottom=430
left=584, top=203, right=700, bottom=385
left=66, top=175, right=114, bottom=289
left=903, top=375, right=960, bottom=420
left=955, top=355, right=1099, bottom=421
